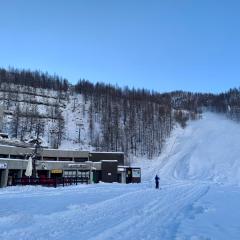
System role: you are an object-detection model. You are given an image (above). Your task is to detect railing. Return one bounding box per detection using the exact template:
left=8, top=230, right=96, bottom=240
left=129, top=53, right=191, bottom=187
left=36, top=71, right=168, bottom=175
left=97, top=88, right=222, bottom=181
left=12, top=177, right=89, bottom=188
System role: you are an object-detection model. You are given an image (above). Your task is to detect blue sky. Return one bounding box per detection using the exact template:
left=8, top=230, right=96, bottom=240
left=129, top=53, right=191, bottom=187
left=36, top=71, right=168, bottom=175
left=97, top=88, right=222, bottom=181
left=0, top=0, right=240, bottom=93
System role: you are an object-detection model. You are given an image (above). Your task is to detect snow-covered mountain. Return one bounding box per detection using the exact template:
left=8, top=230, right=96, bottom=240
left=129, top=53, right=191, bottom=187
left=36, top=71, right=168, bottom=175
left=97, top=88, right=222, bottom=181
left=0, top=83, right=103, bottom=150
left=0, top=81, right=191, bottom=159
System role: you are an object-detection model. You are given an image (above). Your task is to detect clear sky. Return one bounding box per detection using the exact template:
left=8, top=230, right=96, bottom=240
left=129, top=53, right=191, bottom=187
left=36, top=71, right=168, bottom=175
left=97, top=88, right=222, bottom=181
left=0, top=0, right=240, bottom=93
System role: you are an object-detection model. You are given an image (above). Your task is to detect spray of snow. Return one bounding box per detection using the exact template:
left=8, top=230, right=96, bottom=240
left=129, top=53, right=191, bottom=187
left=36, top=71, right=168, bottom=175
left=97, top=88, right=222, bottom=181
left=138, top=112, right=240, bottom=186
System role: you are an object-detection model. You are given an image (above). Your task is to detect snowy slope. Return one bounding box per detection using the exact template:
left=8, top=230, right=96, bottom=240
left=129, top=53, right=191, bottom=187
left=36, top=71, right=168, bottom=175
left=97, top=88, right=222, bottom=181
left=1, top=112, right=240, bottom=240
left=60, top=94, right=92, bottom=150
left=0, top=85, right=93, bottom=150
left=161, top=112, right=240, bottom=185
left=140, top=112, right=240, bottom=185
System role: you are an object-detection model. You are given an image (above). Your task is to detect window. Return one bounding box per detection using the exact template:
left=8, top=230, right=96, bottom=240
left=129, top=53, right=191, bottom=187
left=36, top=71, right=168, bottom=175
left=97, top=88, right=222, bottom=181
left=77, top=170, right=90, bottom=179
left=59, top=157, right=73, bottom=161
left=74, top=158, right=88, bottom=162
left=64, top=170, right=77, bottom=177
left=43, top=157, right=57, bottom=161
left=10, top=155, right=25, bottom=159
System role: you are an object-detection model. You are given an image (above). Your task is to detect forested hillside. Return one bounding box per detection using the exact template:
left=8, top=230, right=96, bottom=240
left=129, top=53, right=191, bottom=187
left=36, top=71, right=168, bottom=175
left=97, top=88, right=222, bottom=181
left=0, top=68, right=239, bottom=159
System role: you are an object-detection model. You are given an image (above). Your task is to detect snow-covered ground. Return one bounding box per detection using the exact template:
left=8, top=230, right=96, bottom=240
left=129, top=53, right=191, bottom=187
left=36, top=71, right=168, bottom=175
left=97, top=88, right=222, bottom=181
left=1, top=112, right=240, bottom=240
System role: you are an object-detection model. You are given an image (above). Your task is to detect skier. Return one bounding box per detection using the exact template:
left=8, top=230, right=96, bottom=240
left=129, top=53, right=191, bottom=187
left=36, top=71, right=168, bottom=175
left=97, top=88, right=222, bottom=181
left=155, top=174, right=160, bottom=189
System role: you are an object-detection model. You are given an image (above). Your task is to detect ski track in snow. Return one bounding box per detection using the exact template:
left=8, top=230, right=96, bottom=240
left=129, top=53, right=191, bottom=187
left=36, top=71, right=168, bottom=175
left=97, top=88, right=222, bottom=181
left=0, top=183, right=209, bottom=240
left=1, top=112, right=240, bottom=239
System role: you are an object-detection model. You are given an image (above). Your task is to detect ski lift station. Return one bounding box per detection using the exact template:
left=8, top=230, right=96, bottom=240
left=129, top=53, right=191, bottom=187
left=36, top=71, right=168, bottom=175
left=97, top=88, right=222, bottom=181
left=0, top=143, right=141, bottom=188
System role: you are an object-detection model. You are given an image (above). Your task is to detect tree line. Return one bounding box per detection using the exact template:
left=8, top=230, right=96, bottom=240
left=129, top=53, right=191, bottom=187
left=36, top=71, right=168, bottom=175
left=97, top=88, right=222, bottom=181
left=0, top=67, right=69, bottom=92
left=75, top=80, right=192, bottom=158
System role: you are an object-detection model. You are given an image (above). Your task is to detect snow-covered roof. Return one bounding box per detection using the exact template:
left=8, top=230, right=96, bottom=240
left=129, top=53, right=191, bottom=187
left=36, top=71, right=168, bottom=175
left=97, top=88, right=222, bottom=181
left=90, top=152, right=124, bottom=154
left=101, top=160, right=118, bottom=162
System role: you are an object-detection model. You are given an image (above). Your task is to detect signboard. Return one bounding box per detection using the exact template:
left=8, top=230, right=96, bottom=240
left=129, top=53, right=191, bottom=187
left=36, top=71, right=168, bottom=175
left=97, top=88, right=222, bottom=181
left=51, top=169, right=63, bottom=174
left=132, top=169, right=141, bottom=178
left=0, top=163, right=7, bottom=169
left=67, top=164, right=89, bottom=169
left=118, top=167, right=125, bottom=172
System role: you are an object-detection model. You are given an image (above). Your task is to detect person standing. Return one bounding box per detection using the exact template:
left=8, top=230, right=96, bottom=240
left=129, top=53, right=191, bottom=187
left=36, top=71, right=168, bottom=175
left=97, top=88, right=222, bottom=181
left=155, top=174, right=160, bottom=189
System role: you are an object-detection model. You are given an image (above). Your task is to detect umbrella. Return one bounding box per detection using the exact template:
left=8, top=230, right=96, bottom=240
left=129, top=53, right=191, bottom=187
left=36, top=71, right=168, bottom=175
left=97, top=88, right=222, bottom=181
left=25, top=156, right=33, bottom=177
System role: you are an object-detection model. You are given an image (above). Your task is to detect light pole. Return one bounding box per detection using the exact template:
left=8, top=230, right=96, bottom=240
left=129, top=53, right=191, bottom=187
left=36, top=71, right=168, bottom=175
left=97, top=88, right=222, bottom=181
left=32, top=138, right=43, bottom=178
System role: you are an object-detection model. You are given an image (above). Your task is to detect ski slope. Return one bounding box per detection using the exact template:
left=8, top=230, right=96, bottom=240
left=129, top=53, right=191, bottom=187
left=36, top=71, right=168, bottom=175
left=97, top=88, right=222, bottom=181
left=141, top=112, right=240, bottom=185
left=0, top=112, right=240, bottom=240
left=160, top=112, right=240, bottom=185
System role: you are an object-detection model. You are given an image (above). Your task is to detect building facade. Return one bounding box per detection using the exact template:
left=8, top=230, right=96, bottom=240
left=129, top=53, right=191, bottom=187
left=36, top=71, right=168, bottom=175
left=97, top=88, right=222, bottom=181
left=0, top=145, right=141, bottom=188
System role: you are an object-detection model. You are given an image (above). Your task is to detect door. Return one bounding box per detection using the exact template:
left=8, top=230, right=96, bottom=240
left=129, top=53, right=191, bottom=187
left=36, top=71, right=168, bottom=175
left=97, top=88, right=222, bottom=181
left=0, top=170, right=2, bottom=187
left=126, top=168, right=132, bottom=184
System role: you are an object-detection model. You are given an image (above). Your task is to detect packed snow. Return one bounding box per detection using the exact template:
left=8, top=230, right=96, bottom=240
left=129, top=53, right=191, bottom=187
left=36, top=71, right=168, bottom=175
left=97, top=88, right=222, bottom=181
left=1, top=112, right=240, bottom=240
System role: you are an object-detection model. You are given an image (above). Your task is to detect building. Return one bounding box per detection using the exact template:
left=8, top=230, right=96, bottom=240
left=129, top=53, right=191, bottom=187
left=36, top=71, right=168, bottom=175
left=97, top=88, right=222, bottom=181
left=0, top=144, right=141, bottom=188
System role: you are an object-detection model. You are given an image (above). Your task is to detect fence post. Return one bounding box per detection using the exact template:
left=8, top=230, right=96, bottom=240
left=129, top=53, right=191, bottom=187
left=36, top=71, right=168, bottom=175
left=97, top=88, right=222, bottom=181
left=54, top=178, right=57, bottom=188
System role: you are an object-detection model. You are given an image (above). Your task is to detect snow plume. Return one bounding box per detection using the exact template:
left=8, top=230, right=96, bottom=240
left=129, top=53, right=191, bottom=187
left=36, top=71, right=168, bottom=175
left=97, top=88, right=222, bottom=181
left=138, top=112, right=240, bottom=185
